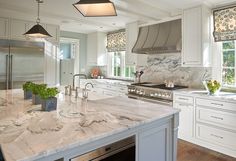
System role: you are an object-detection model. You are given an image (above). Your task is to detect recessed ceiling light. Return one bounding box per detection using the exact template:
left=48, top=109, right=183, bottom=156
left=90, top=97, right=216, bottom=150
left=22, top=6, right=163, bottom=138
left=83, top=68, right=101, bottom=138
left=100, top=26, right=103, bottom=29
left=112, top=23, right=116, bottom=25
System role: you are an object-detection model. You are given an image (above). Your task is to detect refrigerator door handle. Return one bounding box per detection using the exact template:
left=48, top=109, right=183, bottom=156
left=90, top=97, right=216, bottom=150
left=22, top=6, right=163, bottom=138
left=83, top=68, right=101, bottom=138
left=6, top=55, right=9, bottom=89
left=10, top=55, right=13, bottom=89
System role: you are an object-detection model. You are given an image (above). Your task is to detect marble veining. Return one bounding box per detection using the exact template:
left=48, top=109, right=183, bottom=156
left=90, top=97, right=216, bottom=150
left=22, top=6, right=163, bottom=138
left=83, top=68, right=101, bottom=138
left=137, top=53, right=212, bottom=88
left=0, top=89, right=179, bottom=161
left=174, top=89, right=236, bottom=101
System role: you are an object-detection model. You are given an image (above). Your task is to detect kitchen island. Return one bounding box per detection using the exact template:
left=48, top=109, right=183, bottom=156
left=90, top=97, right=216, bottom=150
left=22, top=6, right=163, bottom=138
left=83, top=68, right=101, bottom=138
left=0, top=89, right=179, bottom=161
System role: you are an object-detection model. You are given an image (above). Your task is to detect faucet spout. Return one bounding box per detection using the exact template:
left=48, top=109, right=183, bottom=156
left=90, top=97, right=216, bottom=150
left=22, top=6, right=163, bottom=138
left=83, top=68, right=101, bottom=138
left=85, top=83, right=94, bottom=89
left=83, top=83, right=94, bottom=99
left=73, top=74, right=87, bottom=90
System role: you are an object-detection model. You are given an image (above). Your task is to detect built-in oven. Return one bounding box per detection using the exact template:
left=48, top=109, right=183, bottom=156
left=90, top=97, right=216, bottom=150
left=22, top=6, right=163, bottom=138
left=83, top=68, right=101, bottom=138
left=70, top=136, right=135, bottom=161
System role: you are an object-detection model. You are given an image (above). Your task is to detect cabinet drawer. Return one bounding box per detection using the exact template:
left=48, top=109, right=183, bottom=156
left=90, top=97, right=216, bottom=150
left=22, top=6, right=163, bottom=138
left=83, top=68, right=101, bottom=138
left=196, top=124, right=236, bottom=150
left=196, top=107, right=236, bottom=131
left=174, top=95, right=194, bottom=105
left=196, top=98, right=236, bottom=112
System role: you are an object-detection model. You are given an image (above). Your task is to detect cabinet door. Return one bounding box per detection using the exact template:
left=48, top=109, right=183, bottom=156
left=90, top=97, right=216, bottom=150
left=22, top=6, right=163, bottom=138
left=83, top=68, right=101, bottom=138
left=182, top=7, right=202, bottom=66
left=0, top=17, right=9, bottom=39
left=46, top=24, right=60, bottom=43
left=97, top=32, right=107, bottom=66
left=45, top=42, right=59, bottom=85
left=87, top=33, right=97, bottom=65
left=60, top=59, right=74, bottom=85
left=10, top=19, right=27, bottom=40
left=138, top=123, right=170, bottom=161
left=174, top=102, right=194, bottom=140
left=126, top=22, right=138, bottom=66
left=125, top=22, right=147, bottom=66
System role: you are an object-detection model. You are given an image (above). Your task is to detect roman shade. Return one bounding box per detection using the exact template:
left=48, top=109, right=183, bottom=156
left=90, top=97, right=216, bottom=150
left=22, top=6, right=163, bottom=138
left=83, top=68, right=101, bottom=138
left=107, top=30, right=126, bottom=52
left=213, top=6, right=236, bottom=42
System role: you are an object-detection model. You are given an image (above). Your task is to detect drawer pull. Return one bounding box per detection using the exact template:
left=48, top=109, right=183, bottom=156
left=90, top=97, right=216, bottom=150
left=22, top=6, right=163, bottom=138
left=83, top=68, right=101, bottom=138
left=210, top=116, right=223, bottom=120
left=178, top=97, right=189, bottom=100
left=211, top=102, right=223, bottom=106
left=178, top=104, right=189, bottom=107
left=210, top=134, right=223, bottom=139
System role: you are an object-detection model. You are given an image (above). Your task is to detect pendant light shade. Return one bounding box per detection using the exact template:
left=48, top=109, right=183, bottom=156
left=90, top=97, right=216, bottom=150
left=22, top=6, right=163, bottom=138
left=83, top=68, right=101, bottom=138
left=24, top=24, right=52, bottom=38
left=24, top=0, right=52, bottom=38
left=73, top=0, right=117, bottom=17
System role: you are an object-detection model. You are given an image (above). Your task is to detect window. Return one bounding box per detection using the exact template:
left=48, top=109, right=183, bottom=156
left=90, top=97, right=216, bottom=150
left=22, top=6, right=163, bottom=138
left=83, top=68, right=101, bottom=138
left=108, top=51, right=135, bottom=78
left=221, top=41, right=236, bottom=86
left=60, top=43, right=72, bottom=59
left=107, top=30, right=135, bottom=79
left=59, top=38, right=78, bottom=60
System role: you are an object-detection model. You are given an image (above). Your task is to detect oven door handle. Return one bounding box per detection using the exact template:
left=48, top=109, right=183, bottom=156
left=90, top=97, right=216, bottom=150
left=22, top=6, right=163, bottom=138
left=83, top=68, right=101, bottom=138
left=91, top=143, right=134, bottom=161
left=140, top=97, right=172, bottom=106
left=127, top=94, right=172, bottom=106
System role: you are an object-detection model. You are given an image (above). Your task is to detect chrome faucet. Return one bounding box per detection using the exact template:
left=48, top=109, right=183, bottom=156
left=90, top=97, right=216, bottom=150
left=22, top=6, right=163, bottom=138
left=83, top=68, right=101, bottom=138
left=82, top=83, right=94, bottom=99
left=72, top=74, right=87, bottom=90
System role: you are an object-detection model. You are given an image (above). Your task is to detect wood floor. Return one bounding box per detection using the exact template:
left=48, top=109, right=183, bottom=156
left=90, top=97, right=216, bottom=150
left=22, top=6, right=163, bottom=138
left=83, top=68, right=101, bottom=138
left=177, top=139, right=236, bottom=161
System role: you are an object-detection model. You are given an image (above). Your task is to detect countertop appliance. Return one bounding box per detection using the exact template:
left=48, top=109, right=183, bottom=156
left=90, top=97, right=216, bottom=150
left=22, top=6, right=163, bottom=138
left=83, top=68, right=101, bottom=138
left=71, top=136, right=135, bottom=161
left=127, top=82, right=188, bottom=105
left=0, top=39, right=44, bottom=90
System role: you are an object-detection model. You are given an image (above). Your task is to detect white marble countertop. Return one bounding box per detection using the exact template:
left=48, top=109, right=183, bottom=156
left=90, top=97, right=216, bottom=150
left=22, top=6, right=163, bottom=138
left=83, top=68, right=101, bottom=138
left=0, top=89, right=178, bottom=161
left=80, top=78, right=132, bottom=86
left=174, top=88, right=236, bottom=102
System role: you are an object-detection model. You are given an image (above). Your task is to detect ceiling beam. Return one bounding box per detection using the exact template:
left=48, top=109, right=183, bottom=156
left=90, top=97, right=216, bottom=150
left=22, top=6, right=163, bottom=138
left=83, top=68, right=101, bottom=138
left=0, top=2, right=120, bottom=29
left=115, top=6, right=161, bottom=21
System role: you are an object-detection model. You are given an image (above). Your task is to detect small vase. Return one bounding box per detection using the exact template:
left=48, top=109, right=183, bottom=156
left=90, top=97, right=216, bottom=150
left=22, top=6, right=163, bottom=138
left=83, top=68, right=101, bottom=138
left=41, top=97, right=57, bottom=111
left=24, top=90, right=32, bottom=99
left=32, top=94, right=41, bottom=105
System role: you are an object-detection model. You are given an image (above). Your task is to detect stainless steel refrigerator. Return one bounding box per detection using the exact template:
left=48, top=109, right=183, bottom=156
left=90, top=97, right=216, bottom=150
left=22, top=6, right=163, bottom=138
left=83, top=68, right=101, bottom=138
left=0, top=39, right=44, bottom=90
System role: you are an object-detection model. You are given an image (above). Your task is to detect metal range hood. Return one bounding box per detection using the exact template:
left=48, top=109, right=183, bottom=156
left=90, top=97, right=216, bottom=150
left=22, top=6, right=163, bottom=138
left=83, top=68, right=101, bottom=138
left=132, top=19, right=181, bottom=54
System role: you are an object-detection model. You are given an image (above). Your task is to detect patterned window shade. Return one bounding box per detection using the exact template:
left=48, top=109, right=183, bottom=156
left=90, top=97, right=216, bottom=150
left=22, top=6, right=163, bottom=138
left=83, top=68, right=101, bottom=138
left=213, top=6, right=236, bottom=42
left=107, top=30, right=126, bottom=52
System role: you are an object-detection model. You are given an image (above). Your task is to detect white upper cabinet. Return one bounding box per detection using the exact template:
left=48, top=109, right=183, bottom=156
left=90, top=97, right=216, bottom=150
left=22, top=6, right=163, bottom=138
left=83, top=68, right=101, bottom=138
left=125, top=22, right=147, bottom=66
left=1, top=17, right=59, bottom=43
left=126, top=22, right=138, bottom=66
left=0, top=17, right=9, bottom=39
left=87, top=32, right=107, bottom=66
left=182, top=5, right=211, bottom=67
left=45, top=24, right=60, bottom=44
left=10, top=19, right=28, bottom=40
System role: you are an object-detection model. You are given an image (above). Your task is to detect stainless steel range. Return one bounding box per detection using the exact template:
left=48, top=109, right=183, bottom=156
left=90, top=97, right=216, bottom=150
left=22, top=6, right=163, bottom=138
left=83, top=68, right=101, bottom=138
left=127, top=82, right=187, bottom=106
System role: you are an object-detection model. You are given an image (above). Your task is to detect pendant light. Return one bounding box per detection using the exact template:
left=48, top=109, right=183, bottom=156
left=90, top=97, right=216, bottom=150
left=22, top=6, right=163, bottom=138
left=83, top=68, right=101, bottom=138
left=24, top=0, right=52, bottom=38
left=73, top=0, right=117, bottom=17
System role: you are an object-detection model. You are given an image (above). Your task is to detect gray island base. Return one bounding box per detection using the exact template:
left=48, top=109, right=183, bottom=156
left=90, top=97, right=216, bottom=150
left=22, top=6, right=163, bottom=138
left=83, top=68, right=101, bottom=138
left=0, top=89, right=179, bottom=161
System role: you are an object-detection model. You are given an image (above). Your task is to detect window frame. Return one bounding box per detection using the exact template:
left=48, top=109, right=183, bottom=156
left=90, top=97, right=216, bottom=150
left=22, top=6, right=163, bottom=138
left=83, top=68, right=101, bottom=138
left=107, top=51, right=135, bottom=80
left=221, top=41, right=236, bottom=87
left=213, top=41, right=236, bottom=91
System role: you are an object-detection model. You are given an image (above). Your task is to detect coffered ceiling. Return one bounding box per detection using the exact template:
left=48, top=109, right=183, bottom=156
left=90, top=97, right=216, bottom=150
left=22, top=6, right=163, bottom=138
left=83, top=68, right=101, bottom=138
left=0, top=0, right=235, bottom=33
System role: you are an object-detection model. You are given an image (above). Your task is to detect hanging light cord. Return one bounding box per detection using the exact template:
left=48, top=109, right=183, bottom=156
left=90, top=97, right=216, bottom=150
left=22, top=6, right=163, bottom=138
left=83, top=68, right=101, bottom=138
left=36, top=0, right=43, bottom=24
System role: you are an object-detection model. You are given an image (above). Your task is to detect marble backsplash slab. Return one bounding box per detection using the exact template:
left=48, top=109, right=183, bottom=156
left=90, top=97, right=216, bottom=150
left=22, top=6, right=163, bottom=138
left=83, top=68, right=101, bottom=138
left=137, top=53, right=212, bottom=88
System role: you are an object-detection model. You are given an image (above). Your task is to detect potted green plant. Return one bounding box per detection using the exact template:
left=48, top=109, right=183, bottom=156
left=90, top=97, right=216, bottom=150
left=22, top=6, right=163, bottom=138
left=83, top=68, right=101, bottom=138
left=32, top=84, right=47, bottom=105
left=22, top=81, right=34, bottom=99
left=39, top=87, right=59, bottom=111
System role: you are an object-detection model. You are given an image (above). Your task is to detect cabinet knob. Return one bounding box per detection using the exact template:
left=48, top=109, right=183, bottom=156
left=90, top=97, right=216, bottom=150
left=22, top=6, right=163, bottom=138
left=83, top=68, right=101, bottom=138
left=183, top=62, right=185, bottom=64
